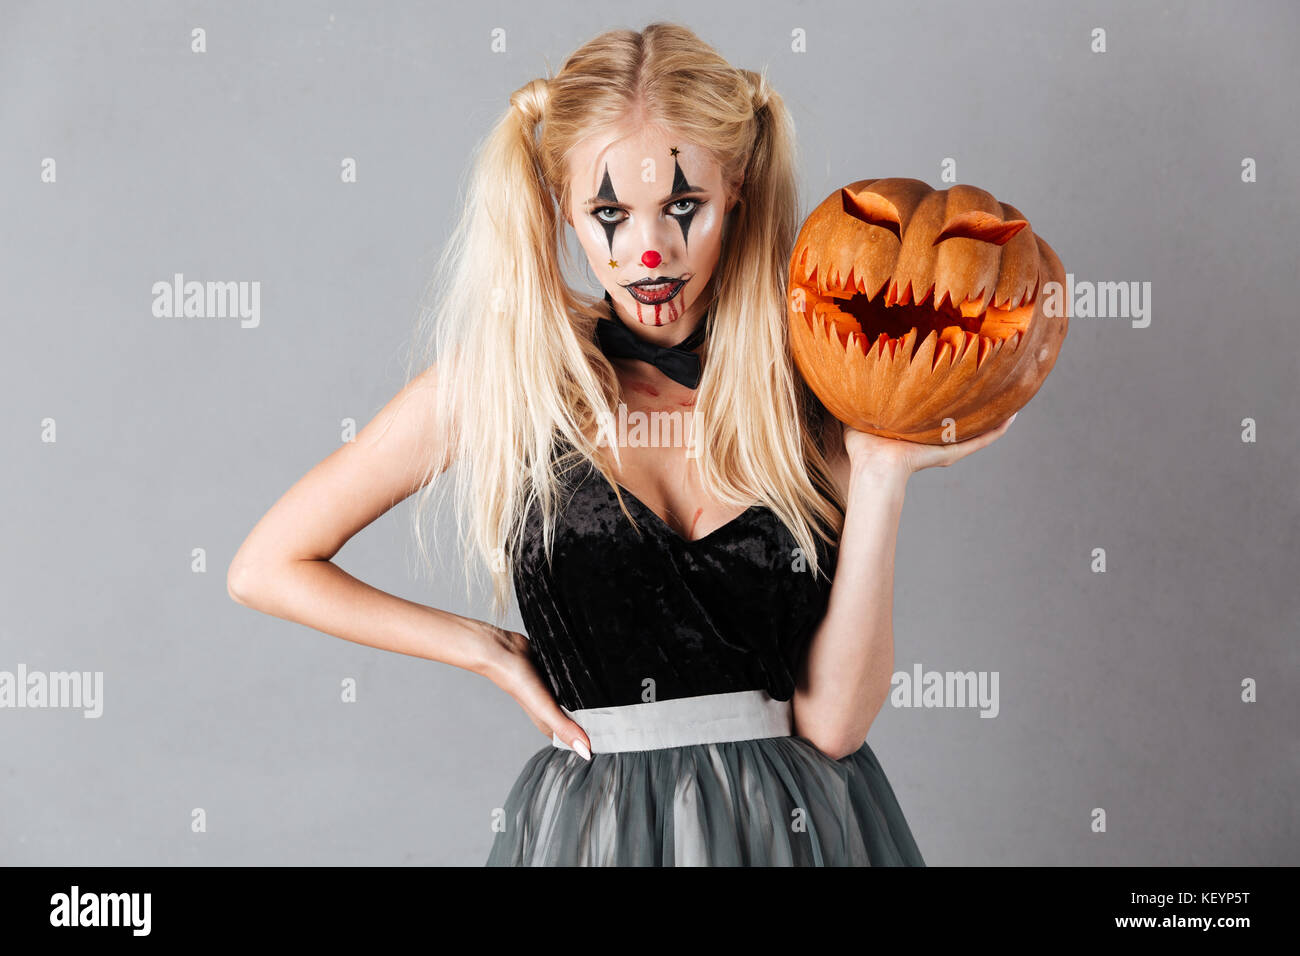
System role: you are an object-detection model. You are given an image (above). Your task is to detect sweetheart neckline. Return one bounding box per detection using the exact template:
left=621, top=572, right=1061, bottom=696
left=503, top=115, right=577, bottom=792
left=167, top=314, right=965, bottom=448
left=610, top=480, right=762, bottom=546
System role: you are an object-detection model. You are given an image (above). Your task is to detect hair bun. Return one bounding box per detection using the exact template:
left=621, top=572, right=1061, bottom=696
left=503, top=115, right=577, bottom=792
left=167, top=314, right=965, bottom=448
left=510, top=78, right=550, bottom=124
left=744, top=70, right=771, bottom=112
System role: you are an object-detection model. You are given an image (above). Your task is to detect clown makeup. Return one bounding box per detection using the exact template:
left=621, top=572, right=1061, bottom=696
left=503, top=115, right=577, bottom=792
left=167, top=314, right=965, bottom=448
left=566, top=127, right=734, bottom=339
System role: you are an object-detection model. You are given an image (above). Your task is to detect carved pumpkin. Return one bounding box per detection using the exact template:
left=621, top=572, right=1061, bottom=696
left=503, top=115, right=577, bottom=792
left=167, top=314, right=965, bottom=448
left=788, top=178, right=1067, bottom=444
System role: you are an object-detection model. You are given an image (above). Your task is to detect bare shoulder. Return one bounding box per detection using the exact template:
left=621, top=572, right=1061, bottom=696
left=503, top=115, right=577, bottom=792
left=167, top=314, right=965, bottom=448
left=353, top=360, right=458, bottom=495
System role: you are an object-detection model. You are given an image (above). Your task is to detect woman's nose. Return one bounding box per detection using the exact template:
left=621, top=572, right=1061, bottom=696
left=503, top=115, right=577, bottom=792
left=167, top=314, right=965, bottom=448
left=630, top=217, right=675, bottom=266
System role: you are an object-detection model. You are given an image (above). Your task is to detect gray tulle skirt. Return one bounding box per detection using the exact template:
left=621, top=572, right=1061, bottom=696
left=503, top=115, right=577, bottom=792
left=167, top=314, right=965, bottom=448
left=485, top=733, right=926, bottom=866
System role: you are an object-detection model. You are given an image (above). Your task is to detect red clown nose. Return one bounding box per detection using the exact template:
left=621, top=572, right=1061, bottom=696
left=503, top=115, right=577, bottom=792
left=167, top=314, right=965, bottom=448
left=640, top=250, right=662, bottom=268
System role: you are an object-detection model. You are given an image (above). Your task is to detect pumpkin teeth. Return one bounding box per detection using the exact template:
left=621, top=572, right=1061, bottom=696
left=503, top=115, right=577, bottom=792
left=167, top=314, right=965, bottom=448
left=792, top=255, right=1036, bottom=370
left=883, top=277, right=904, bottom=307
left=825, top=266, right=840, bottom=296
left=994, top=283, right=1030, bottom=311
left=963, top=284, right=992, bottom=316
left=845, top=266, right=861, bottom=294
left=932, top=339, right=953, bottom=372
left=872, top=331, right=894, bottom=360
left=814, top=308, right=831, bottom=344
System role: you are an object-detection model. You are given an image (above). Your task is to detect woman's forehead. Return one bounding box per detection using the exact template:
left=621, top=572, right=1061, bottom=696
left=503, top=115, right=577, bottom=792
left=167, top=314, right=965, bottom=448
left=567, top=128, right=723, bottom=199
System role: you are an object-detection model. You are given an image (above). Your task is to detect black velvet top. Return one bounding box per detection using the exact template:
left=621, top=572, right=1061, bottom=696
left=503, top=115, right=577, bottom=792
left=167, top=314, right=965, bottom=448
left=512, top=448, right=840, bottom=712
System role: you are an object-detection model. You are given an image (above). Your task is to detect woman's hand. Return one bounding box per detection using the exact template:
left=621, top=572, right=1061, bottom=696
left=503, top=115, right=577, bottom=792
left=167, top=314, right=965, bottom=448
left=843, top=412, right=1018, bottom=479
left=480, top=627, right=593, bottom=760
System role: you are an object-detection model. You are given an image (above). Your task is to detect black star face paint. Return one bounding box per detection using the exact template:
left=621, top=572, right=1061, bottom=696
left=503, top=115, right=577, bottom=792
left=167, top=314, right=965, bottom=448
left=566, top=128, right=732, bottom=334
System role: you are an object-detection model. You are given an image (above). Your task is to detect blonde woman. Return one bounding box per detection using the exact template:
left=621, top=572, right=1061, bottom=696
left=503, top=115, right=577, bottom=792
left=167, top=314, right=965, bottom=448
left=228, top=22, right=1013, bottom=866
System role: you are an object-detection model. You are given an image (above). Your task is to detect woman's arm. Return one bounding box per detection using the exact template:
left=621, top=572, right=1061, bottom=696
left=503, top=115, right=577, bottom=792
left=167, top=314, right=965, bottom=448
left=226, top=364, right=492, bottom=666
left=792, top=414, right=1016, bottom=759
left=226, top=362, right=593, bottom=756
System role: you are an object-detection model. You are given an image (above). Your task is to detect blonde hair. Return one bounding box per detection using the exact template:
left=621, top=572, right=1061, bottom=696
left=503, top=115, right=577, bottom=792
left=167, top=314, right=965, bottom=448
left=407, top=22, right=844, bottom=619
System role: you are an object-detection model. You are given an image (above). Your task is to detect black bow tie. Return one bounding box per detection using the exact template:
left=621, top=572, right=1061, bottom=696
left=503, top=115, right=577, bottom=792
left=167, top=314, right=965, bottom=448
left=594, top=291, right=709, bottom=389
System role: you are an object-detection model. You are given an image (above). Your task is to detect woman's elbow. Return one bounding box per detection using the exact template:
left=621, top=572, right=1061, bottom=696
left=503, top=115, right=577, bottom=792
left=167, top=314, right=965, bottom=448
left=807, top=730, right=868, bottom=762
left=795, top=710, right=870, bottom=760
left=226, top=555, right=266, bottom=607
left=795, top=692, right=887, bottom=760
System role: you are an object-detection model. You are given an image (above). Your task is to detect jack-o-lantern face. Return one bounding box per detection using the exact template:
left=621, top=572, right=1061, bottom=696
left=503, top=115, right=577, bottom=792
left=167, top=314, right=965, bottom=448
left=789, top=178, right=1068, bottom=444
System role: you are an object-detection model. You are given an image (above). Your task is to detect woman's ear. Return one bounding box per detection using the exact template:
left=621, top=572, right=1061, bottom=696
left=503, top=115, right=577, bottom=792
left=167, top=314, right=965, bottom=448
left=727, top=175, right=745, bottom=213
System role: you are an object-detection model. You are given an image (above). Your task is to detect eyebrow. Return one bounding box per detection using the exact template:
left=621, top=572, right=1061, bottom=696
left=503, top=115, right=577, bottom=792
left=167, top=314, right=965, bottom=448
left=583, top=188, right=707, bottom=208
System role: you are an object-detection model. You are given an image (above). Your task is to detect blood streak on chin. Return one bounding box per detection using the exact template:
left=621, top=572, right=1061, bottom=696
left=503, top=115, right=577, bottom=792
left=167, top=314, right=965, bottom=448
left=633, top=295, right=683, bottom=328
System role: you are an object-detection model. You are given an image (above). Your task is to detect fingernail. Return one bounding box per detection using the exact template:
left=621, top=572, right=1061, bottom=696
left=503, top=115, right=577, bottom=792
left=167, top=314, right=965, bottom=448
left=1009, top=413, right=1019, bottom=425
left=572, top=739, right=592, bottom=761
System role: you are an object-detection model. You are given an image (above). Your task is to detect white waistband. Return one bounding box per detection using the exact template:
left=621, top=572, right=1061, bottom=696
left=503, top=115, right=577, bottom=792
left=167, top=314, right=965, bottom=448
left=550, top=689, right=793, bottom=755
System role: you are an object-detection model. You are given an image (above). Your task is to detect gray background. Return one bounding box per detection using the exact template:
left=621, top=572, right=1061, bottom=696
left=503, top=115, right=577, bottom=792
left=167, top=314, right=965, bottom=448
left=2, top=0, right=1297, bottom=865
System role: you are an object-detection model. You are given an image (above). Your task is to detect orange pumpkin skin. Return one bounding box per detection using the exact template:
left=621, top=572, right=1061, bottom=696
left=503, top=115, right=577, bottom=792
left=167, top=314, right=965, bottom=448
left=789, top=178, right=1068, bottom=444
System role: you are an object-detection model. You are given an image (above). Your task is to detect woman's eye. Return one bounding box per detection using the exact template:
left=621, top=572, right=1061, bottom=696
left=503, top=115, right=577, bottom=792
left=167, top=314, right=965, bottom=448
left=591, top=200, right=701, bottom=225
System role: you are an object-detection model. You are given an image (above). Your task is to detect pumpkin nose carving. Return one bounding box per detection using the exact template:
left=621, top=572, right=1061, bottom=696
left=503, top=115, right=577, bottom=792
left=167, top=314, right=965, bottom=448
left=641, top=250, right=662, bottom=268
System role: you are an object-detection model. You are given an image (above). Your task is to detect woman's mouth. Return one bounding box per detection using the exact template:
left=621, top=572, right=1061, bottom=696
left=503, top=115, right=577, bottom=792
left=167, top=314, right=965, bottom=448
left=624, top=276, right=687, bottom=305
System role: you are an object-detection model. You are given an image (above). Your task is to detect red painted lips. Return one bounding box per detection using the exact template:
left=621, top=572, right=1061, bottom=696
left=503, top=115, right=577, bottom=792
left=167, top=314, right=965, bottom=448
left=625, top=276, right=686, bottom=305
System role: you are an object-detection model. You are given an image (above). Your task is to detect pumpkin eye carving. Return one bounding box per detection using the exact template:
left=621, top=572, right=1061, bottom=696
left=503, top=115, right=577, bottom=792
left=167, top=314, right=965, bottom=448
left=934, top=211, right=1029, bottom=246
left=789, top=178, right=1069, bottom=444
left=841, top=187, right=902, bottom=240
